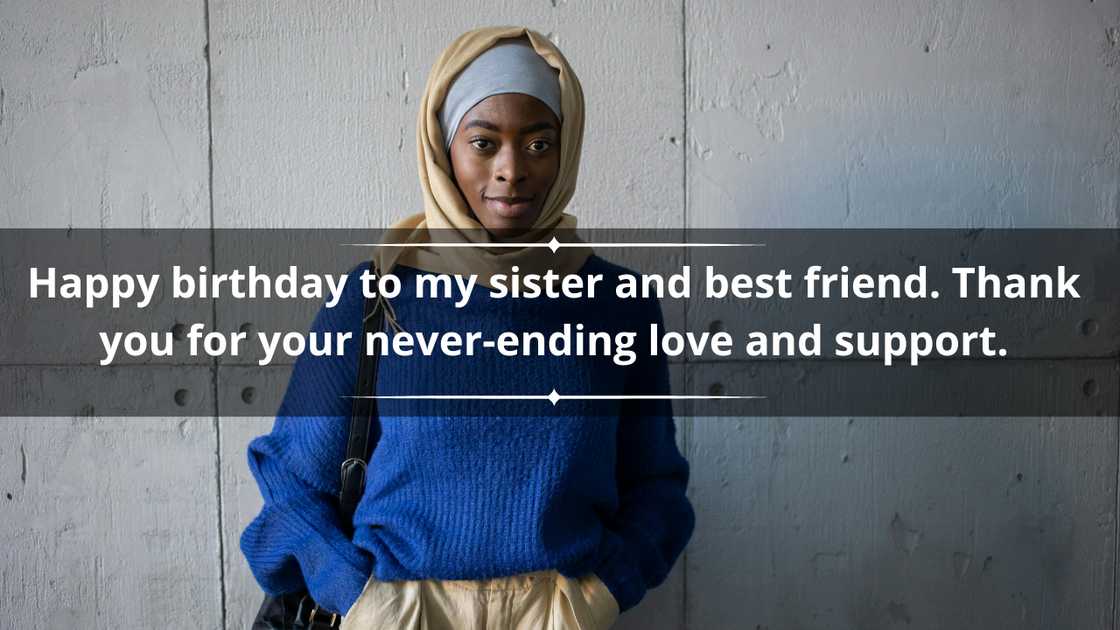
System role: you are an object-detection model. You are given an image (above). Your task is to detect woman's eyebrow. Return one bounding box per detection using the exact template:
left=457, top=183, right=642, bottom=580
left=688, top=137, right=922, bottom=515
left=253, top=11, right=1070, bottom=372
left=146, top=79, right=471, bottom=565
left=463, top=119, right=558, bottom=134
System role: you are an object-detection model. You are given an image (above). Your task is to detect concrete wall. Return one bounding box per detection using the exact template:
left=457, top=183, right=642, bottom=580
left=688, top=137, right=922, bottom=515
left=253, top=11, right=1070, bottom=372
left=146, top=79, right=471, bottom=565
left=2, top=1, right=1118, bottom=629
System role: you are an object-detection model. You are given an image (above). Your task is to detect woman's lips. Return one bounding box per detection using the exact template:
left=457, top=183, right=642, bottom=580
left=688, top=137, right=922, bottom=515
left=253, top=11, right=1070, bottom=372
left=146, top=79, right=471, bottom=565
left=484, top=196, right=534, bottom=219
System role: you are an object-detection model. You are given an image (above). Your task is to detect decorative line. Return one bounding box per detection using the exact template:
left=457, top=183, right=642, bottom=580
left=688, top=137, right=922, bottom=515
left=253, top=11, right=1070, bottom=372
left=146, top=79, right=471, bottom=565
left=343, top=389, right=766, bottom=406
left=340, top=238, right=764, bottom=252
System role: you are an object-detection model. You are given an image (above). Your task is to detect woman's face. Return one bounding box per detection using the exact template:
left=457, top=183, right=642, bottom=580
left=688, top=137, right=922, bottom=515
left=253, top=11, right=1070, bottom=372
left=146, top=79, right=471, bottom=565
left=448, top=93, right=561, bottom=239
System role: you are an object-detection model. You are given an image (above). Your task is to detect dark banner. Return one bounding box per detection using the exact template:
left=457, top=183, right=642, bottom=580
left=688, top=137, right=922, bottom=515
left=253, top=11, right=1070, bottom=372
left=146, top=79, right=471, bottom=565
left=1, top=229, right=1117, bottom=417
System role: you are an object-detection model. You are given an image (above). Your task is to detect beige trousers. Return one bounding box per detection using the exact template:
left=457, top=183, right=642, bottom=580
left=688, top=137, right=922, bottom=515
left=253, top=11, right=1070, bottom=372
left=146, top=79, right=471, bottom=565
left=339, top=569, right=619, bottom=630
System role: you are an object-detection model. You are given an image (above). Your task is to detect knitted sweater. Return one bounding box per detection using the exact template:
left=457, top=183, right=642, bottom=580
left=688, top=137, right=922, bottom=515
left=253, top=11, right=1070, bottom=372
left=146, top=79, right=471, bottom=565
left=239, top=254, right=695, bottom=617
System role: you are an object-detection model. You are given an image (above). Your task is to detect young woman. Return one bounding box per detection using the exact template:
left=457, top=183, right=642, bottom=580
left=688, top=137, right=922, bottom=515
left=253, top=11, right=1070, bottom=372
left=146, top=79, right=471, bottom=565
left=241, top=26, right=694, bottom=630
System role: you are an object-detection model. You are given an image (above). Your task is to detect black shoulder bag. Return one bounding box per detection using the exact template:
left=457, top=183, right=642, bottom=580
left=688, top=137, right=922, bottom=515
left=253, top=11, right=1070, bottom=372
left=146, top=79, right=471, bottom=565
left=251, top=261, right=385, bottom=629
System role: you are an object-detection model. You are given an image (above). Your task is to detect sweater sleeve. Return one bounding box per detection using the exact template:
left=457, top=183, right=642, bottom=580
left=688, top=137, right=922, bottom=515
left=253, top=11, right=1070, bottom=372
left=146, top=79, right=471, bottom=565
left=593, top=296, right=696, bottom=613
left=239, top=263, right=374, bottom=617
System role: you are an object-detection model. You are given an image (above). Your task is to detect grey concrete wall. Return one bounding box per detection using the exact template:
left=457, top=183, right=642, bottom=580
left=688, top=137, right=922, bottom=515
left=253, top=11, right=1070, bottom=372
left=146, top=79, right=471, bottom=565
left=2, top=1, right=1118, bottom=629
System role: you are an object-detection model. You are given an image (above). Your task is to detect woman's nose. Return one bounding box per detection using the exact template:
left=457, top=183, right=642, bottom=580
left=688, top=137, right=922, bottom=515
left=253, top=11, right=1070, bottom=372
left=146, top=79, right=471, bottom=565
left=492, top=146, right=528, bottom=183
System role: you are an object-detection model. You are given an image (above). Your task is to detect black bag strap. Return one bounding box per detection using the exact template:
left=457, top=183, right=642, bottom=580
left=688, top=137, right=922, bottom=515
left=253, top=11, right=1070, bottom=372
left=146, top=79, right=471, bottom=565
left=338, top=259, right=384, bottom=527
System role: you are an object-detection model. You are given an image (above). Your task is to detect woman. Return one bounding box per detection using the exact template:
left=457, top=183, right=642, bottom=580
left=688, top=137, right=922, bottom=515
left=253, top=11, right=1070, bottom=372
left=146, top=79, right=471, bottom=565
left=240, top=26, right=694, bottom=630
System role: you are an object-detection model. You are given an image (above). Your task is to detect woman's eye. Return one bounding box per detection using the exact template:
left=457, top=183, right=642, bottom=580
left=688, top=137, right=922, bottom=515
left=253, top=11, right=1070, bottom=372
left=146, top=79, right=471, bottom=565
left=469, top=138, right=493, bottom=151
left=528, top=139, right=552, bottom=153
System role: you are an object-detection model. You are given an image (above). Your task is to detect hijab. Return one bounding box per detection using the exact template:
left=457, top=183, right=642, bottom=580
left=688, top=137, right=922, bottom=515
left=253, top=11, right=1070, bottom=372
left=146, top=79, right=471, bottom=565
left=370, top=26, right=594, bottom=331
left=437, top=37, right=562, bottom=155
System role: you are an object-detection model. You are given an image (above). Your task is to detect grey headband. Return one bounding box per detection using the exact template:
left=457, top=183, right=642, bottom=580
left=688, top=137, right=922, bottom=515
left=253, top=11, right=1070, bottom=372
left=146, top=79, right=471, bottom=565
left=438, top=38, right=562, bottom=152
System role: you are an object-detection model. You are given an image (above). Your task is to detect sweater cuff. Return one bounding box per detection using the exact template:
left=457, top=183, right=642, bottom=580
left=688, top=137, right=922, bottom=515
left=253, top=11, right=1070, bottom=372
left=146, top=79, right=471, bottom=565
left=309, top=558, right=370, bottom=619
left=591, top=531, right=646, bottom=614
left=240, top=493, right=374, bottom=616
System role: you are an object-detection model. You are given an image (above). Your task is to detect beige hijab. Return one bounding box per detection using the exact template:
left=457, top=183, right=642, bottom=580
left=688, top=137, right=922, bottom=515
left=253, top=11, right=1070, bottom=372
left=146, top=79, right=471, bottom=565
left=370, top=26, right=594, bottom=331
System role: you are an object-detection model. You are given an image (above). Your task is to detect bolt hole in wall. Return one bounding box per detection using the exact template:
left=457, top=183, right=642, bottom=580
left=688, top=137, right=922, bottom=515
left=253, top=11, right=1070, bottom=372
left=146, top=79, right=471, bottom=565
left=1079, top=318, right=1099, bottom=336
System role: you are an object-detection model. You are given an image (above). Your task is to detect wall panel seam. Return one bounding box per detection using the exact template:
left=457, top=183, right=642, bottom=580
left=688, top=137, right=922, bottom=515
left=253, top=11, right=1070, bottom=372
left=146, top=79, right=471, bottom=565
left=202, top=0, right=228, bottom=627
left=680, top=1, right=690, bottom=628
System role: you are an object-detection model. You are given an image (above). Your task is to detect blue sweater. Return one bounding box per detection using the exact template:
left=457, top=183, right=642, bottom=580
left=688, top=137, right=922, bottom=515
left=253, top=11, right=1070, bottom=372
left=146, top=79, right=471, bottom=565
left=239, top=254, right=695, bottom=616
